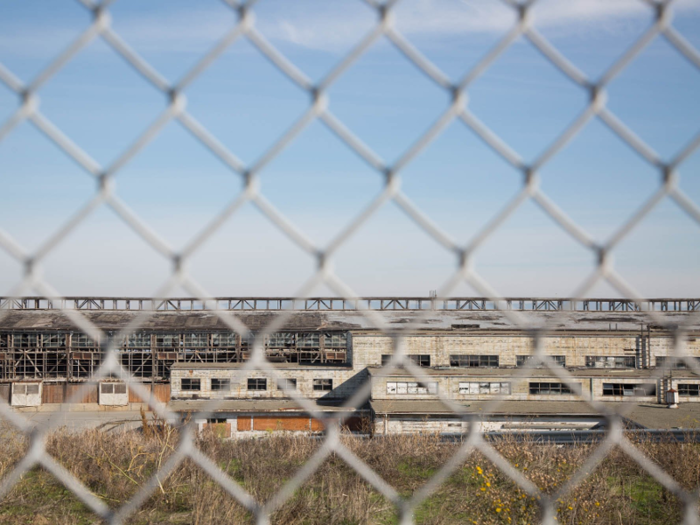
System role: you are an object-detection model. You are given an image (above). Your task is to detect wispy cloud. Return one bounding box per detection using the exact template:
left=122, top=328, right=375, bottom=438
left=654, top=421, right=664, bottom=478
left=257, top=0, right=700, bottom=51
left=2, top=0, right=698, bottom=60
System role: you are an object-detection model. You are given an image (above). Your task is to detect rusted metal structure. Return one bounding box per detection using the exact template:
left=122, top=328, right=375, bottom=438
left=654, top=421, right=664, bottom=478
left=1, top=296, right=698, bottom=312
left=0, top=330, right=349, bottom=382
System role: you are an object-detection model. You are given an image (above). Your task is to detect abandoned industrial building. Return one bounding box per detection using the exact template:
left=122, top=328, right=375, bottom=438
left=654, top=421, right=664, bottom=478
left=2, top=297, right=700, bottom=436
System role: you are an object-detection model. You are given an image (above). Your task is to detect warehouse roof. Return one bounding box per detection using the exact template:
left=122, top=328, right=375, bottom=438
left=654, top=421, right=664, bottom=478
left=0, top=309, right=698, bottom=333
left=369, top=400, right=700, bottom=429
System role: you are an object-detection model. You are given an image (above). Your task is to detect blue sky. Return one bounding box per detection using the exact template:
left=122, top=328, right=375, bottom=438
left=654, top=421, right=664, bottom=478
left=0, top=0, right=699, bottom=299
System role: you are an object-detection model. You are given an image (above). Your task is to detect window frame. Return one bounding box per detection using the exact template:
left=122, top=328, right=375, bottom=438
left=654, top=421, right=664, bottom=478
left=585, top=356, right=636, bottom=369
left=211, top=378, right=231, bottom=391
left=602, top=383, right=656, bottom=397
left=458, top=382, right=511, bottom=395
left=313, top=378, right=333, bottom=391
left=181, top=378, right=201, bottom=391
left=678, top=384, right=700, bottom=396
left=381, top=354, right=431, bottom=367
left=386, top=381, right=438, bottom=395
left=449, top=355, right=499, bottom=368
left=516, top=355, right=566, bottom=368
left=247, top=378, right=268, bottom=391
left=529, top=382, right=577, bottom=395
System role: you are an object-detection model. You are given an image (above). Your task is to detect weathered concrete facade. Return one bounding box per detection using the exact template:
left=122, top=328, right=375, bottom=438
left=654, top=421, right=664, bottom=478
left=170, top=363, right=367, bottom=401
left=352, top=334, right=700, bottom=370
left=2, top=301, right=699, bottom=419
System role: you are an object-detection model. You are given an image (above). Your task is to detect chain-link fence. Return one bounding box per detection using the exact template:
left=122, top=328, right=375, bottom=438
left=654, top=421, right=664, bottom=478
left=1, top=0, right=700, bottom=523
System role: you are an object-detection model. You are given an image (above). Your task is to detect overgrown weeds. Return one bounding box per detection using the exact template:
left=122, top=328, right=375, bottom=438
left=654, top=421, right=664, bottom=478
left=0, top=423, right=698, bottom=524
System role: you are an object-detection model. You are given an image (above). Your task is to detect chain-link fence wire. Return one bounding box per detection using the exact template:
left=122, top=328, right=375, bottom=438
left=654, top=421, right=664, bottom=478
left=1, top=0, right=700, bottom=522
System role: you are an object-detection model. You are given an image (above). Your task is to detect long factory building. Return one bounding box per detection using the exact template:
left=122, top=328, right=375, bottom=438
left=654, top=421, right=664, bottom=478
left=1, top=297, right=700, bottom=435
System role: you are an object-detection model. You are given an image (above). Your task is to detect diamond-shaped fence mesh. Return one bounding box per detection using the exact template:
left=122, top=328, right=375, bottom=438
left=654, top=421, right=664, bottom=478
left=1, top=0, right=700, bottom=523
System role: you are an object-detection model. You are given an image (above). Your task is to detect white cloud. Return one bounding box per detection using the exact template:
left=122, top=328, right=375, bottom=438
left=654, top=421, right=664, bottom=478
left=2, top=0, right=697, bottom=59
left=256, top=0, right=699, bottom=51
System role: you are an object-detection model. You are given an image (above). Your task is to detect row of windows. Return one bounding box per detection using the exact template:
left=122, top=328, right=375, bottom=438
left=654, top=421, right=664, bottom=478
left=656, top=356, right=700, bottom=369
left=516, top=355, right=566, bottom=368
left=459, top=382, right=511, bottom=395
left=180, top=377, right=333, bottom=392
left=381, top=355, right=636, bottom=368
left=382, top=381, right=686, bottom=397
left=386, top=382, right=438, bottom=395
left=602, top=383, right=656, bottom=397
left=529, top=382, right=578, bottom=395
left=586, top=356, right=636, bottom=369
left=450, top=355, right=500, bottom=368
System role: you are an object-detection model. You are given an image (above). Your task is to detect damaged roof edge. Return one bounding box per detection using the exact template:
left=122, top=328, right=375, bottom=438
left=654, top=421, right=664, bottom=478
left=0, top=310, right=698, bottom=333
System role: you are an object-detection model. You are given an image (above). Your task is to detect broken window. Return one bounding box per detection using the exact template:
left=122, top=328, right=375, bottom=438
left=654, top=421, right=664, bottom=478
left=17, top=334, right=40, bottom=348
left=459, top=382, right=510, bottom=395
left=324, top=333, right=347, bottom=347
left=529, top=382, right=578, bottom=395
left=678, top=384, right=700, bottom=396
left=450, top=355, right=499, bottom=368
left=43, top=333, right=66, bottom=348
left=72, top=333, right=98, bottom=348
left=655, top=356, right=700, bottom=369
left=602, top=383, right=656, bottom=397
left=386, top=381, right=438, bottom=395
left=267, top=332, right=295, bottom=347
left=516, top=355, right=566, bottom=368
left=124, top=333, right=151, bottom=348
left=211, top=378, right=231, bottom=391
left=247, top=378, right=267, bottom=391
left=313, top=378, right=333, bottom=391
left=184, top=333, right=208, bottom=347
left=585, top=356, right=635, bottom=369
left=181, top=378, right=201, bottom=391
left=211, top=332, right=237, bottom=347
left=298, top=333, right=320, bottom=348
left=156, top=334, right=180, bottom=348
left=381, top=354, right=431, bottom=367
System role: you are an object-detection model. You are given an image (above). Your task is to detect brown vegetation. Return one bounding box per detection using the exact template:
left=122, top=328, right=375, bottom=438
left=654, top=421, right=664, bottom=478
left=0, top=422, right=699, bottom=524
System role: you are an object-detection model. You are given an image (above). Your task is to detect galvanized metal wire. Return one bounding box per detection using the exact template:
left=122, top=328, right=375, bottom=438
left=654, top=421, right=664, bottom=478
left=1, top=0, right=700, bottom=523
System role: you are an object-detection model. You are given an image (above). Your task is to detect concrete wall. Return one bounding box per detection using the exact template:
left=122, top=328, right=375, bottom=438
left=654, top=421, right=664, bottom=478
left=371, top=374, right=700, bottom=403
left=372, top=415, right=605, bottom=435
left=352, top=334, right=700, bottom=369
left=170, top=368, right=367, bottom=400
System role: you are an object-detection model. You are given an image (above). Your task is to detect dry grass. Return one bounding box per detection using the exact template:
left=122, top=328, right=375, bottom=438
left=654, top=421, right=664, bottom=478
left=0, top=423, right=699, bottom=524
